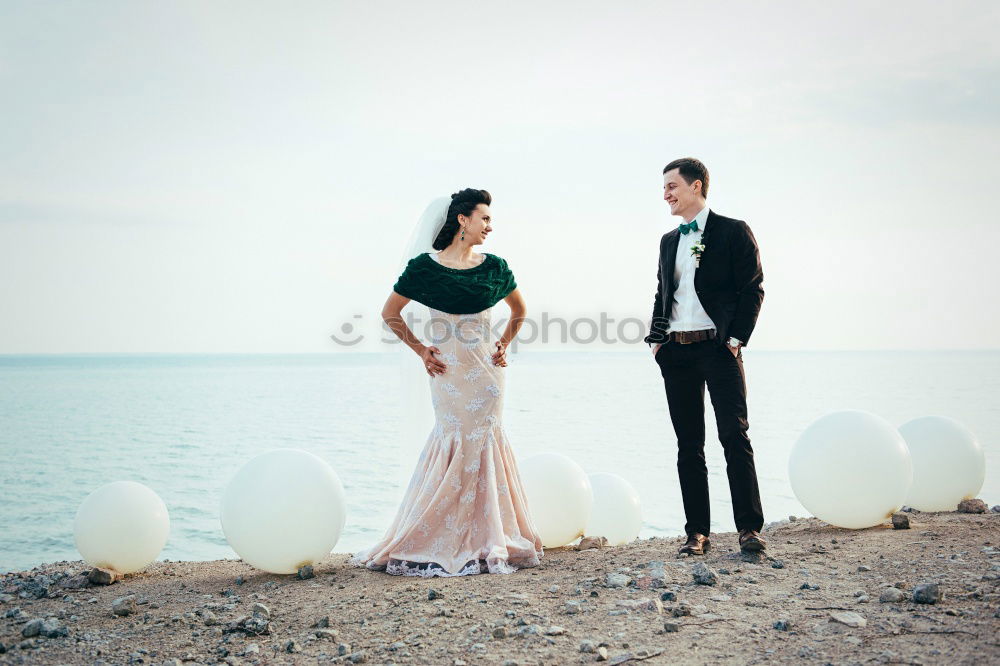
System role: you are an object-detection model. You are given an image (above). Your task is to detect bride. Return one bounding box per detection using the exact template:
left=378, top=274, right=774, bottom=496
left=347, top=188, right=545, bottom=577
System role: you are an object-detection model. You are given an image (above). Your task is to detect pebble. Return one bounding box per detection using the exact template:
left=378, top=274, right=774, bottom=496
left=251, top=602, right=270, bottom=618
left=605, top=573, right=630, bottom=588
left=829, top=611, right=867, bottom=628
left=545, top=625, right=566, bottom=635
left=891, top=513, right=910, bottom=529
left=111, top=595, right=137, bottom=617
left=565, top=600, right=582, bottom=614
left=660, top=591, right=676, bottom=602
left=492, top=626, right=508, bottom=639
left=297, top=565, right=315, bottom=579
left=991, top=505, right=1000, bottom=513
left=348, top=649, right=367, bottom=663
left=692, top=562, right=718, bottom=586
left=580, top=639, right=597, bottom=652
left=88, top=568, right=120, bottom=585
left=663, top=622, right=680, bottom=633
left=316, top=629, right=339, bottom=640
left=596, top=646, right=609, bottom=661
left=576, top=536, right=607, bottom=550
left=913, top=583, right=943, bottom=604
left=21, top=617, right=67, bottom=639
left=428, top=589, right=443, bottom=600
left=773, top=619, right=791, bottom=631
left=241, top=644, right=260, bottom=656
left=313, top=615, right=330, bottom=628
left=615, top=598, right=664, bottom=613
left=957, top=499, right=987, bottom=514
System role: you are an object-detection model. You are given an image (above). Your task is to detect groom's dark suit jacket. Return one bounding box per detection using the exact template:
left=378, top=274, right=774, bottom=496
left=643, top=210, right=764, bottom=346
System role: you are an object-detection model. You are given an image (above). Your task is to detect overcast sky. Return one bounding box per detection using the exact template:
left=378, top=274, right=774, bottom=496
left=1, top=1, right=998, bottom=353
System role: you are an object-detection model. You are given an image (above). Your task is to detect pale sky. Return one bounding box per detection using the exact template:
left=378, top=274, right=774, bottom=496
left=1, top=1, right=998, bottom=353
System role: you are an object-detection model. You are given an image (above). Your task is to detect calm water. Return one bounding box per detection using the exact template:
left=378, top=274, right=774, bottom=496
left=1, top=351, right=997, bottom=573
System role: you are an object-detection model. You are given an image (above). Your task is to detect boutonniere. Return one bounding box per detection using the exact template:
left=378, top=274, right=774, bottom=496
left=691, top=239, right=706, bottom=267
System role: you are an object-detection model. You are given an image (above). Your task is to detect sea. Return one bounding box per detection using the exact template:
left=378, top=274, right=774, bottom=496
left=1, top=351, right=997, bottom=574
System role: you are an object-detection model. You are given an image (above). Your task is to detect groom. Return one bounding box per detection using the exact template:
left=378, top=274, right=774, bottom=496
left=644, top=157, right=766, bottom=555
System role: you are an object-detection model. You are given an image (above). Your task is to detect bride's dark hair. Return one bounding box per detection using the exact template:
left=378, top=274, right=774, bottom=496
left=432, top=188, right=492, bottom=250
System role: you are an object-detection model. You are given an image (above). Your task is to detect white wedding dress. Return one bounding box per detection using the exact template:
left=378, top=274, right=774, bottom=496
left=348, top=255, right=544, bottom=577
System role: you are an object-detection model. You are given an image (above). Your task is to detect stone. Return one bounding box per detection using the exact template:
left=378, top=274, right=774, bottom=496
left=251, top=602, right=270, bottom=618
left=241, top=644, right=260, bottom=656
left=428, top=589, right=443, bottom=600
left=564, top=600, right=582, bottom=614
left=991, top=505, right=1000, bottom=513
left=913, top=583, right=943, bottom=604
left=492, top=626, right=508, bottom=639
left=692, top=562, right=718, bottom=586
left=297, top=565, right=315, bottom=579
left=773, top=619, right=791, bottom=631
left=957, top=499, right=988, bottom=514
left=616, top=598, right=664, bottom=614
left=21, top=619, right=42, bottom=638
left=316, top=629, right=339, bottom=640
left=88, top=568, right=120, bottom=585
left=285, top=640, right=302, bottom=653
left=596, top=646, right=609, bottom=661
left=605, top=573, right=630, bottom=588
left=576, top=536, right=608, bottom=550
left=891, top=513, right=910, bottom=529
left=829, top=611, right=867, bottom=628
left=663, top=622, right=680, bottom=633
left=111, top=596, right=137, bottom=617
left=545, top=625, right=566, bottom=635
left=313, top=615, right=331, bottom=628
left=580, top=639, right=597, bottom=652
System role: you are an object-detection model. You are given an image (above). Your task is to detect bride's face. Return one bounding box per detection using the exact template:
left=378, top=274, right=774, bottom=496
left=459, top=204, right=493, bottom=245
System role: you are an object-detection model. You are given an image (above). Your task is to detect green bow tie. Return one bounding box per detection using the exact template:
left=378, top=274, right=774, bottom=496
left=679, top=220, right=699, bottom=235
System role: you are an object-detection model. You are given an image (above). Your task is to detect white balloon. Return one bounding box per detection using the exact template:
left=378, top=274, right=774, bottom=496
left=221, top=449, right=346, bottom=574
left=789, top=410, right=912, bottom=529
left=73, top=481, right=170, bottom=574
left=899, top=416, right=985, bottom=511
left=518, top=453, right=593, bottom=548
left=584, top=473, right=642, bottom=546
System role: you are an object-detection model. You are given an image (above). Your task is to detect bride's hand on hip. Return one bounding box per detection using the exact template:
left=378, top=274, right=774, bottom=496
left=492, top=341, right=508, bottom=367
left=420, top=345, right=447, bottom=377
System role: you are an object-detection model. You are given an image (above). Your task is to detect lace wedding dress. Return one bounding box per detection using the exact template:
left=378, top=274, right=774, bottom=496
left=347, top=300, right=544, bottom=577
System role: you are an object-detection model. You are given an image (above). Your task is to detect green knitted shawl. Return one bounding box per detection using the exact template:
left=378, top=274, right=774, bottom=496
left=393, top=252, right=517, bottom=314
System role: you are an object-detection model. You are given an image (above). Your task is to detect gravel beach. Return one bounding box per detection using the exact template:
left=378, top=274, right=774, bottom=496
left=2, top=509, right=998, bottom=665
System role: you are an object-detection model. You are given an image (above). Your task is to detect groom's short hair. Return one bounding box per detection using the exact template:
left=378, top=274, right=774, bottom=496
left=663, top=158, right=709, bottom=198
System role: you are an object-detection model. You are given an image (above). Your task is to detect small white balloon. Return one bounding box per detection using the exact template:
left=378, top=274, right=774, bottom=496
left=584, top=473, right=642, bottom=546
left=789, top=410, right=912, bottom=529
left=74, top=481, right=170, bottom=574
left=221, top=449, right=347, bottom=574
left=899, top=416, right=985, bottom=511
left=519, top=453, right=593, bottom=548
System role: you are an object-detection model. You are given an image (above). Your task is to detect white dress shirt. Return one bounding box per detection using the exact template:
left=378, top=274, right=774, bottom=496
left=668, top=205, right=715, bottom=334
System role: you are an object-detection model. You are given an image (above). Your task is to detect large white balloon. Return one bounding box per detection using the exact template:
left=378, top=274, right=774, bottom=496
left=789, top=410, right=912, bottom=529
left=221, top=449, right=347, bottom=574
left=74, top=481, right=170, bottom=574
left=519, top=453, right=593, bottom=548
left=584, top=473, right=642, bottom=546
left=899, top=416, right=985, bottom=511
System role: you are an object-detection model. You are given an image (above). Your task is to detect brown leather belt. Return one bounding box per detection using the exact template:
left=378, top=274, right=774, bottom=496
left=668, top=329, right=717, bottom=344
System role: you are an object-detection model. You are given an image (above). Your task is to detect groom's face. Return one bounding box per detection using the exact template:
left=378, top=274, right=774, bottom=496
left=663, top=169, right=703, bottom=218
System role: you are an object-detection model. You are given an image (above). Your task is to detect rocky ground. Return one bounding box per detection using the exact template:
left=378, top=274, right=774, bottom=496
left=1, top=507, right=998, bottom=665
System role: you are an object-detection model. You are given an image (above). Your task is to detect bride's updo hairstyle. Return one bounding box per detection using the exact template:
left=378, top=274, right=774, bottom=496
left=432, top=188, right=492, bottom=250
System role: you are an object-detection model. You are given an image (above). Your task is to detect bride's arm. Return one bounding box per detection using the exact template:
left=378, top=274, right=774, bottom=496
left=493, top=289, right=527, bottom=364
left=382, top=292, right=447, bottom=375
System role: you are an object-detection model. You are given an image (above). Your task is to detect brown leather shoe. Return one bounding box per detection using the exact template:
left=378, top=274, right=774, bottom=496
left=739, top=529, right=766, bottom=552
left=678, top=533, right=711, bottom=556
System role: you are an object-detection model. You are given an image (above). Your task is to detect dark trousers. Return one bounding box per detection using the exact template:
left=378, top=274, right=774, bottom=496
left=654, top=339, right=764, bottom=536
